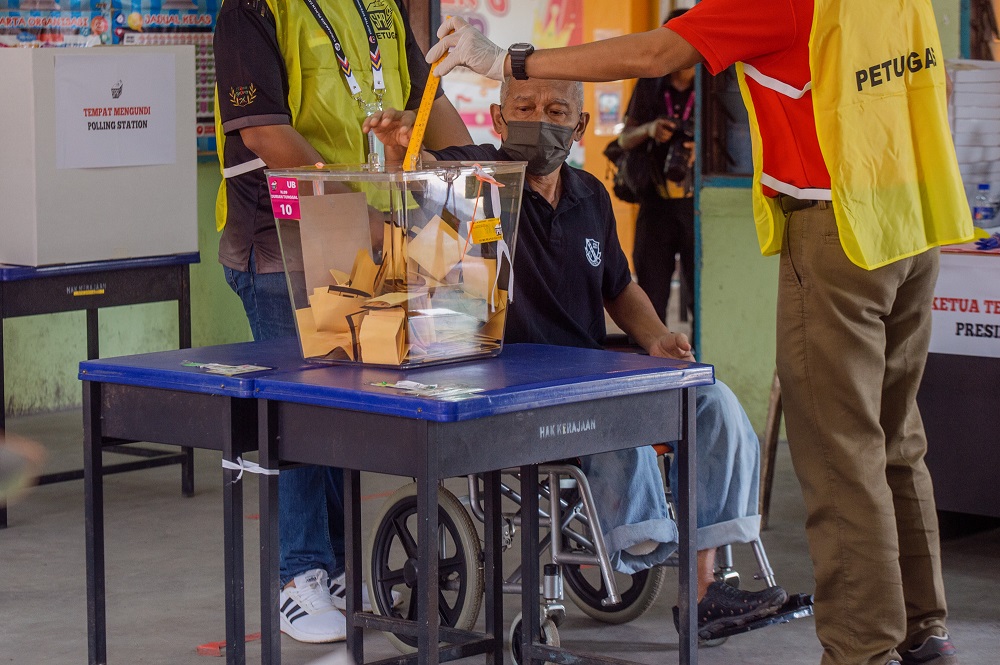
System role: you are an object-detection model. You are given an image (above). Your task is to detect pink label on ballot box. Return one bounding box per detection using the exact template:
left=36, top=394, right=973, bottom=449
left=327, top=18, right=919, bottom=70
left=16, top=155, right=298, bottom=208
left=268, top=177, right=301, bottom=219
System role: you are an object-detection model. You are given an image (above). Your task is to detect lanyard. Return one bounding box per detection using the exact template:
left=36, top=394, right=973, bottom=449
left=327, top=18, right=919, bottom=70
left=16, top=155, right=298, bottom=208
left=302, top=0, right=386, bottom=112
left=663, top=87, right=695, bottom=123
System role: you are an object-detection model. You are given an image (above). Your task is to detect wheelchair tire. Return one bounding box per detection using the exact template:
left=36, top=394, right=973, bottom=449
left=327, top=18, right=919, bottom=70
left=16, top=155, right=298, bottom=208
left=365, top=483, right=484, bottom=654
left=508, top=611, right=560, bottom=665
left=563, top=563, right=666, bottom=624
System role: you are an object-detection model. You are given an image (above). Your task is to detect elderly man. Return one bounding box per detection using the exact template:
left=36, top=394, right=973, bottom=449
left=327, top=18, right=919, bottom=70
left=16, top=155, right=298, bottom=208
left=364, top=75, right=787, bottom=638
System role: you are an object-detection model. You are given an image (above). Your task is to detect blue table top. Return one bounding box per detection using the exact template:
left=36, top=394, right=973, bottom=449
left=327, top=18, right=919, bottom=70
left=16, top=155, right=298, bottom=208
left=79, top=340, right=714, bottom=417
left=78, top=338, right=305, bottom=399
left=255, top=344, right=715, bottom=422
left=0, top=252, right=200, bottom=282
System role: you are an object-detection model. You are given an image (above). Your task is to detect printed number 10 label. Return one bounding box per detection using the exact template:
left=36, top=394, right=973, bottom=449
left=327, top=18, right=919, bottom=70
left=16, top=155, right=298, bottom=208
left=268, top=176, right=301, bottom=220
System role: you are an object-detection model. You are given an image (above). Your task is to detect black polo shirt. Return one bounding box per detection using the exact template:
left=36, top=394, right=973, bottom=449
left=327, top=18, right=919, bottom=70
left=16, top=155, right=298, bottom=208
left=430, top=144, right=632, bottom=349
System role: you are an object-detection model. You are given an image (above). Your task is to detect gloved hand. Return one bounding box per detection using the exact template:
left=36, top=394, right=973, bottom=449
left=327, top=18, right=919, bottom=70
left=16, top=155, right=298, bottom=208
left=975, top=233, right=1000, bottom=250
left=425, top=16, right=506, bottom=81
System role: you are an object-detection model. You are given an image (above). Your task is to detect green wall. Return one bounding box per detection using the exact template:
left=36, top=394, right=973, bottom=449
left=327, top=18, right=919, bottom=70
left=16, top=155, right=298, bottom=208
left=2, top=162, right=250, bottom=417
left=697, top=188, right=778, bottom=431
left=697, top=0, right=963, bottom=432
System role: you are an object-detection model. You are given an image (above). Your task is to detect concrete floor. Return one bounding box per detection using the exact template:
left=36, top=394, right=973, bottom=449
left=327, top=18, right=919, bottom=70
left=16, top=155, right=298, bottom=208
left=1, top=408, right=998, bottom=665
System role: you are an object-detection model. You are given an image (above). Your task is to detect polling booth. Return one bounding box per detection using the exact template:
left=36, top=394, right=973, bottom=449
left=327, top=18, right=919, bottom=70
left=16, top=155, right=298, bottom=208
left=0, top=45, right=197, bottom=266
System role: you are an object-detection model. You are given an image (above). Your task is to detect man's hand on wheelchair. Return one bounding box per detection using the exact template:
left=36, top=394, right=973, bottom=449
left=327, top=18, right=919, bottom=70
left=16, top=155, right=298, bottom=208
left=647, top=332, right=696, bottom=362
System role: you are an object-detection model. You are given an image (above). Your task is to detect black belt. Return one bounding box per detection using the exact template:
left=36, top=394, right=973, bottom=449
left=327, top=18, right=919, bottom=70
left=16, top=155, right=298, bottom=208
left=777, top=194, right=831, bottom=215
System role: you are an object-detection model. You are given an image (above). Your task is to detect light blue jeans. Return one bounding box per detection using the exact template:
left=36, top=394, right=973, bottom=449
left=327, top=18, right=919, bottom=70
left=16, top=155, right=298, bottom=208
left=580, top=380, right=761, bottom=574
left=224, top=252, right=345, bottom=586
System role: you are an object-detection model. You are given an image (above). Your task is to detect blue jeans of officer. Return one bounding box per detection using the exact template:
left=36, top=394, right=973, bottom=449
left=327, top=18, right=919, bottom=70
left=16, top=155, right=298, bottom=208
left=580, top=380, right=761, bottom=574
left=224, top=252, right=345, bottom=586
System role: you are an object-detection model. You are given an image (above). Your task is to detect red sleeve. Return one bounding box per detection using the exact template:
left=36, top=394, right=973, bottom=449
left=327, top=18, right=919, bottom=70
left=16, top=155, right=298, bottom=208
left=665, top=0, right=797, bottom=76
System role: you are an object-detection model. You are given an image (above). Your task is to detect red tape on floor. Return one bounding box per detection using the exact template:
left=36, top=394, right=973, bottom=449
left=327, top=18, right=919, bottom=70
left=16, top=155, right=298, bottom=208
left=196, top=632, right=261, bottom=657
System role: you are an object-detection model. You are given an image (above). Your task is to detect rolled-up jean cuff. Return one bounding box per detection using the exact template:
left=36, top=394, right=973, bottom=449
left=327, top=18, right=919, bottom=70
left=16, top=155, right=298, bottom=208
left=696, top=515, right=760, bottom=551
left=604, top=518, right=680, bottom=574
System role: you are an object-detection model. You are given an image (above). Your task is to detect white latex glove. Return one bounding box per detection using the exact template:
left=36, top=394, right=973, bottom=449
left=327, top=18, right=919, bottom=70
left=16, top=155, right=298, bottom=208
left=425, top=16, right=506, bottom=81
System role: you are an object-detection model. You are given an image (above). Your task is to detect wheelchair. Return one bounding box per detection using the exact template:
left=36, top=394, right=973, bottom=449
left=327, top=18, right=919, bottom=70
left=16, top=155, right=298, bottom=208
left=364, top=446, right=813, bottom=662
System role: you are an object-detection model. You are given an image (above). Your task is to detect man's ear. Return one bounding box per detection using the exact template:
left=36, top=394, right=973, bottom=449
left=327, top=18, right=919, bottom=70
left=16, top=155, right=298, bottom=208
left=489, top=104, right=505, bottom=136
left=573, top=111, right=590, bottom=142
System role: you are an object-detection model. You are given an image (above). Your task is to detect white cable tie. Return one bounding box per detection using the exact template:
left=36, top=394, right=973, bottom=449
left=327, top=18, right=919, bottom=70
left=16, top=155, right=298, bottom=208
left=222, top=456, right=279, bottom=482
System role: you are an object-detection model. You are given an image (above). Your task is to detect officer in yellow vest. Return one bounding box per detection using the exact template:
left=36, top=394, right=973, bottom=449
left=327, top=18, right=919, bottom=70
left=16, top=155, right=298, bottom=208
left=213, top=0, right=471, bottom=645
left=426, top=2, right=969, bottom=664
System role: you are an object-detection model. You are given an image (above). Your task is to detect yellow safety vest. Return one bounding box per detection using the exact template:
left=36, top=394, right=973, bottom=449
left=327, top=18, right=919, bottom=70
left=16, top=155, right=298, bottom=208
left=214, top=0, right=412, bottom=231
left=739, top=0, right=974, bottom=270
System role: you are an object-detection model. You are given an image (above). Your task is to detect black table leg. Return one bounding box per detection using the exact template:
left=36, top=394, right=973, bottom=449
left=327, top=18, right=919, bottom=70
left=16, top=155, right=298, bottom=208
left=483, top=471, right=504, bottom=665
left=178, top=267, right=195, bottom=498
left=84, top=381, right=107, bottom=665
left=416, top=428, right=440, bottom=665
left=222, top=403, right=245, bottom=665
left=676, top=387, right=699, bottom=665
left=344, top=469, right=364, bottom=664
left=519, top=465, right=541, bottom=665
left=259, top=400, right=281, bottom=665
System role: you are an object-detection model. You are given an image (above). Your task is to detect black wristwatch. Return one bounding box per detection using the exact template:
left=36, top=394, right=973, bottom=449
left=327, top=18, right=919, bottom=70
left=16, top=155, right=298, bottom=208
left=508, top=42, right=534, bottom=80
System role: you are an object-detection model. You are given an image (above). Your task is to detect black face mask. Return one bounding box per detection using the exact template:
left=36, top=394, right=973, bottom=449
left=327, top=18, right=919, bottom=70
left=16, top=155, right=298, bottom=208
left=500, top=119, right=576, bottom=176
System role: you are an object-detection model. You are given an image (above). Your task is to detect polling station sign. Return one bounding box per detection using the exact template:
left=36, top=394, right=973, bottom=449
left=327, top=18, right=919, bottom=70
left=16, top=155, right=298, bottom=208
left=54, top=51, right=176, bottom=169
left=929, top=252, right=1000, bottom=358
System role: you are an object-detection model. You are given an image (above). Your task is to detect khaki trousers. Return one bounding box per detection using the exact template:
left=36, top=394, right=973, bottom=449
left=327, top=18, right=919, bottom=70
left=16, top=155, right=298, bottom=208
left=775, top=205, right=948, bottom=665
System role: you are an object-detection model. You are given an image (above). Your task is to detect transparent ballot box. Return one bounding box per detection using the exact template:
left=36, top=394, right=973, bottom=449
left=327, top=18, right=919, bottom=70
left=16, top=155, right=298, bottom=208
left=266, top=162, right=525, bottom=368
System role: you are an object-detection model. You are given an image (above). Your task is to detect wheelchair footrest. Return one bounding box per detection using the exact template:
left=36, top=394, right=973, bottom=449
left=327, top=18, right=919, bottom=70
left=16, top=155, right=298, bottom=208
left=701, top=593, right=815, bottom=642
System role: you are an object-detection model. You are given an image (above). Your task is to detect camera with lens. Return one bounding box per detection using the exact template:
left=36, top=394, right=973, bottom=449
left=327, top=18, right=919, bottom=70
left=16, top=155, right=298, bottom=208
left=664, top=118, right=695, bottom=183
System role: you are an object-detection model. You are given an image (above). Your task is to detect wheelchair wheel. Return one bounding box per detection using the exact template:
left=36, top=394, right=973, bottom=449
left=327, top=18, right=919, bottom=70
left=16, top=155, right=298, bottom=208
left=365, top=483, right=483, bottom=654
left=508, top=611, right=560, bottom=665
left=563, top=563, right=666, bottom=624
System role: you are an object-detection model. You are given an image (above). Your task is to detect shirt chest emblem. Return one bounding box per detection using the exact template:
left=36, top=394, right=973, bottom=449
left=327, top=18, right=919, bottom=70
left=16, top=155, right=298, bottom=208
left=584, top=238, right=602, bottom=267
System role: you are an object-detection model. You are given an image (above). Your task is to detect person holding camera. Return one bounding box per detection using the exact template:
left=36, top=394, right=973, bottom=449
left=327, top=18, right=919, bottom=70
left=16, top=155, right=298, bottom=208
left=615, top=9, right=695, bottom=325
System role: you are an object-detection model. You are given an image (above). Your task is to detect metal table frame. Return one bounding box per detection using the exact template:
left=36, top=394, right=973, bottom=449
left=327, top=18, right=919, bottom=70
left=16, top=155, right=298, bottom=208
left=79, top=340, right=308, bottom=665
left=254, top=345, right=709, bottom=665
left=1, top=253, right=200, bottom=529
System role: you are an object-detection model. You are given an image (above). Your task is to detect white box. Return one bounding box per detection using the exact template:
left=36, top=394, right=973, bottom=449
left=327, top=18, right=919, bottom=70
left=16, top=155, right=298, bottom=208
left=0, top=46, right=197, bottom=266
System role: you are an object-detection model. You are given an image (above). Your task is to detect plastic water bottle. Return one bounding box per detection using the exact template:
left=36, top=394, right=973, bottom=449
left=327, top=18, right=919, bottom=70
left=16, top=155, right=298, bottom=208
left=973, top=183, right=995, bottom=228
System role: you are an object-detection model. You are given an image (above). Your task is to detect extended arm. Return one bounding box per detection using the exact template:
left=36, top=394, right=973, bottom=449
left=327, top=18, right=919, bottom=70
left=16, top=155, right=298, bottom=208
left=605, top=282, right=695, bottom=361
left=427, top=17, right=703, bottom=83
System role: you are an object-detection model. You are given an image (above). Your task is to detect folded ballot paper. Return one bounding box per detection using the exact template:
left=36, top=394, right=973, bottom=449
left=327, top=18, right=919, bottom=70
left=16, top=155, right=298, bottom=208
left=269, top=163, right=525, bottom=367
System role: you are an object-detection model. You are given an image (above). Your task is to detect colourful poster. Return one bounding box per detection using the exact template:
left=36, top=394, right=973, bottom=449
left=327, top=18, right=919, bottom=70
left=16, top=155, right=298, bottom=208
left=439, top=0, right=584, bottom=163
left=0, top=9, right=109, bottom=46
left=112, top=0, right=218, bottom=154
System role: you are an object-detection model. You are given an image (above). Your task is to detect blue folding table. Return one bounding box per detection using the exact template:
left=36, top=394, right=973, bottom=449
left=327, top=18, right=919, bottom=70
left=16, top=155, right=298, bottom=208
left=253, top=344, right=714, bottom=665
left=79, top=339, right=310, bottom=665
left=1, top=252, right=200, bottom=529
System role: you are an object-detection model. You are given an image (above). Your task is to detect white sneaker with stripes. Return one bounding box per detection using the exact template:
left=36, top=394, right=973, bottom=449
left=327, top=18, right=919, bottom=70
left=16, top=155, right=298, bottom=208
left=327, top=572, right=402, bottom=612
left=279, top=569, right=347, bottom=644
